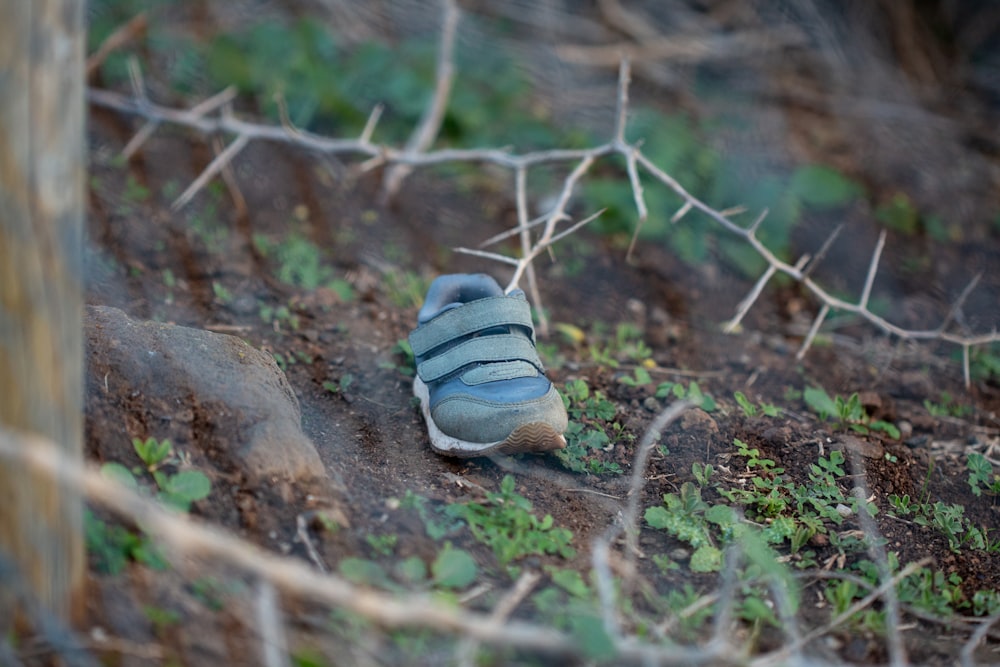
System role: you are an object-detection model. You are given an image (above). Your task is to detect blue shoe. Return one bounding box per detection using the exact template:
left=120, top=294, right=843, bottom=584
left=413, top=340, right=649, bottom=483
left=409, top=274, right=568, bottom=457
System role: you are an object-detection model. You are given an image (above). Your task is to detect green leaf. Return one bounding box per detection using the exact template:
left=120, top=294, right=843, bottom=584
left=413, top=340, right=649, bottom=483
left=101, top=462, right=137, bottom=489
left=549, top=568, right=590, bottom=598
left=804, top=386, right=839, bottom=421
left=644, top=506, right=672, bottom=530
left=395, top=556, right=427, bottom=584
left=689, top=545, right=723, bottom=572
left=704, top=504, right=736, bottom=527
left=163, top=470, right=212, bottom=503
left=568, top=613, right=616, bottom=660
left=790, top=165, right=861, bottom=209
left=431, top=546, right=477, bottom=589
left=339, top=557, right=389, bottom=586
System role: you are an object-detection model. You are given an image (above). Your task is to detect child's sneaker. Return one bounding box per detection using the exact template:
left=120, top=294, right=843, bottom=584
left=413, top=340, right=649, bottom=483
left=408, top=273, right=567, bottom=457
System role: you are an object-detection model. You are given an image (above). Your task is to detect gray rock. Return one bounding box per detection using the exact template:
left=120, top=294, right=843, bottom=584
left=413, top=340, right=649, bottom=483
left=85, top=305, right=324, bottom=482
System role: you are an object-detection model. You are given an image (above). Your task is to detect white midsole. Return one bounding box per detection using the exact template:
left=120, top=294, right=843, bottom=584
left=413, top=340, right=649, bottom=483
left=413, top=376, right=502, bottom=455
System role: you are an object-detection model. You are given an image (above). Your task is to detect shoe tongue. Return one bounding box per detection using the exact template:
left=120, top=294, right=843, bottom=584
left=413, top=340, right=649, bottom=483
left=418, top=273, right=504, bottom=324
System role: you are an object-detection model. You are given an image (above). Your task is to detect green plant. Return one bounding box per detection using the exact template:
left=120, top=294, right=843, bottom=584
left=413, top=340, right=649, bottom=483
left=366, top=533, right=398, bottom=557
left=101, top=437, right=212, bottom=511
left=378, top=339, right=415, bottom=377
left=923, top=391, right=973, bottom=418
left=212, top=280, right=233, bottom=305
left=645, top=483, right=736, bottom=572
left=445, top=475, right=576, bottom=566
left=803, top=387, right=900, bottom=438
left=254, top=232, right=353, bottom=296
left=556, top=379, right=626, bottom=474
left=384, top=270, right=431, bottom=309
left=966, top=453, right=1000, bottom=497
left=322, top=373, right=354, bottom=395
left=85, top=509, right=166, bottom=574
left=655, top=381, right=716, bottom=411
left=734, top=391, right=781, bottom=418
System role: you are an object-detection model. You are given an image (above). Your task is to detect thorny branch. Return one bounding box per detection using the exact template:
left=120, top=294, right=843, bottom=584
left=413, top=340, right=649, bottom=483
left=86, top=13, right=998, bottom=383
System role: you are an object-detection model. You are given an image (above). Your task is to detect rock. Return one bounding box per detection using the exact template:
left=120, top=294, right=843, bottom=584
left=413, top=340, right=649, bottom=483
left=679, top=408, right=719, bottom=434
left=85, top=305, right=324, bottom=482
left=834, top=433, right=884, bottom=460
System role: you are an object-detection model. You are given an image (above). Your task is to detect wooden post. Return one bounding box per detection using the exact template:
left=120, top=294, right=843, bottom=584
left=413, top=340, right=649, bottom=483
left=0, top=0, right=86, bottom=624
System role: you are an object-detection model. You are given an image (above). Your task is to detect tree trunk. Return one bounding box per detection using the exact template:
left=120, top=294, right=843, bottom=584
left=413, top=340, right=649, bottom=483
left=0, top=0, right=86, bottom=625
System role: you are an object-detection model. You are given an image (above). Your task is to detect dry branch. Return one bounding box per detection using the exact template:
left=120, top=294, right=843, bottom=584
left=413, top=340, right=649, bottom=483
left=0, top=429, right=739, bottom=667
left=84, top=15, right=1000, bottom=383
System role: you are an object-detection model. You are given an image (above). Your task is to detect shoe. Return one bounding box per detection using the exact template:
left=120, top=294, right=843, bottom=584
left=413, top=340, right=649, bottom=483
left=409, top=273, right=568, bottom=457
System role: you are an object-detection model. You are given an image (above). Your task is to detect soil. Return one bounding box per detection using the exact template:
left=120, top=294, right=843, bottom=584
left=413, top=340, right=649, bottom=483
left=42, top=4, right=1000, bottom=665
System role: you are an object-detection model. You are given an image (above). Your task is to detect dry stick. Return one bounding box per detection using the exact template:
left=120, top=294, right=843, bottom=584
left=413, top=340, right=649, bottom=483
left=960, top=612, right=1000, bottom=667
left=86, top=59, right=1000, bottom=371
left=512, top=166, right=547, bottom=335
left=256, top=579, right=292, bottom=667
left=0, top=430, right=726, bottom=667
left=381, top=0, right=460, bottom=201
left=295, top=513, right=328, bottom=573
left=795, top=303, right=830, bottom=361
left=171, top=133, right=251, bottom=210
left=801, top=223, right=844, bottom=280
left=454, top=570, right=541, bottom=667
left=858, top=230, right=887, bottom=311
left=123, top=86, right=238, bottom=161
left=622, top=401, right=695, bottom=562
left=847, top=450, right=906, bottom=667
left=752, top=558, right=931, bottom=667
left=86, top=12, right=148, bottom=77
left=504, top=156, right=596, bottom=291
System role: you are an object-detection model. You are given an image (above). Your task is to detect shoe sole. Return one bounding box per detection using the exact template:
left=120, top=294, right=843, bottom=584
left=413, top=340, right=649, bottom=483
left=413, top=376, right=566, bottom=458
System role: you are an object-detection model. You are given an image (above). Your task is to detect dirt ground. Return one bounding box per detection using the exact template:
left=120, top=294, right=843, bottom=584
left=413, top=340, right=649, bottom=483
left=55, top=2, right=1000, bottom=665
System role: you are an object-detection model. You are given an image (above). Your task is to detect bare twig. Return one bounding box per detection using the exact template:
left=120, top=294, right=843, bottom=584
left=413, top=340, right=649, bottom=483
left=85, top=19, right=1000, bottom=376
left=960, top=612, right=1000, bottom=667
left=256, top=579, right=291, bottom=667
left=752, top=558, right=931, bottom=667
left=381, top=0, right=460, bottom=201
left=455, top=570, right=541, bottom=667
left=0, top=429, right=734, bottom=667
left=171, top=134, right=250, bottom=211
left=86, top=12, right=148, bottom=78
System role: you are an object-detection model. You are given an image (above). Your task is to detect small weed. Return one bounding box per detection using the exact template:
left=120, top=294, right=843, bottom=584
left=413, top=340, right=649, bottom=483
left=365, top=534, right=398, bottom=557
left=888, top=492, right=994, bottom=553
left=445, top=475, right=576, bottom=566
left=645, top=483, right=735, bottom=572
left=144, top=605, right=181, bottom=635
left=734, top=391, right=782, bottom=418
left=803, top=387, right=900, bottom=438
left=655, top=381, right=716, bottom=411
left=967, top=452, right=1000, bottom=497
left=384, top=270, right=430, bottom=309
left=212, top=280, right=233, bottom=305
left=557, top=379, right=626, bottom=475
left=85, top=509, right=166, bottom=574
left=691, top=461, right=714, bottom=487
left=254, top=232, right=350, bottom=293
left=101, top=437, right=212, bottom=512
left=400, top=491, right=463, bottom=541
left=259, top=301, right=301, bottom=333
left=379, top=339, right=415, bottom=377
left=923, top=391, right=973, bottom=418
left=619, top=366, right=653, bottom=388
left=322, top=373, right=354, bottom=396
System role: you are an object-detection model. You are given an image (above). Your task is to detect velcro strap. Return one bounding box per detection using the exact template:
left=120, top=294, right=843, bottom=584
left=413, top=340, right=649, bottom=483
left=416, top=334, right=541, bottom=382
left=408, top=296, right=535, bottom=356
